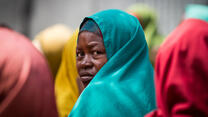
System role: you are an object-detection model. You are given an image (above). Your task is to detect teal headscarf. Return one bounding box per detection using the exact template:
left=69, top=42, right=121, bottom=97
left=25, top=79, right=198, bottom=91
left=69, top=9, right=156, bottom=117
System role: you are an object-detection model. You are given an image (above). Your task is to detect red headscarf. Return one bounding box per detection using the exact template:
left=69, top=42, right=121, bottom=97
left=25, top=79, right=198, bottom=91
left=146, top=19, right=208, bottom=117
left=0, top=28, right=58, bottom=117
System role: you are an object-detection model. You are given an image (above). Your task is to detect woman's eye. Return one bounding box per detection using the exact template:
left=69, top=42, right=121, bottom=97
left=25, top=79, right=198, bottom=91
left=93, top=51, right=103, bottom=56
left=76, top=52, right=84, bottom=57
left=93, top=51, right=98, bottom=55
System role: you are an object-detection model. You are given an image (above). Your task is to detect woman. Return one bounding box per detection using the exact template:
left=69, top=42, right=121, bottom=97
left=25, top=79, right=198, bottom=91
left=127, top=4, right=164, bottom=66
left=145, top=19, right=208, bottom=117
left=69, top=9, right=156, bottom=117
left=0, top=27, right=58, bottom=117
left=55, top=30, right=81, bottom=117
left=33, top=24, right=73, bottom=78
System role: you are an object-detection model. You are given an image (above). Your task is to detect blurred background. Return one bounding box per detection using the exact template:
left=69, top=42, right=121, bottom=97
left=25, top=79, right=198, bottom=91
left=0, top=0, right=207, bottom=39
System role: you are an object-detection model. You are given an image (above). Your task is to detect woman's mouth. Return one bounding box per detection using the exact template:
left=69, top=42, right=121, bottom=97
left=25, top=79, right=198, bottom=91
left=79, top=73, right=94, bottom=87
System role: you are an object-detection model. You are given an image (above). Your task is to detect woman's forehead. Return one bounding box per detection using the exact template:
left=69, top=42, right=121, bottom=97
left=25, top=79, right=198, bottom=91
left=77, top=31, right=104, bottom=48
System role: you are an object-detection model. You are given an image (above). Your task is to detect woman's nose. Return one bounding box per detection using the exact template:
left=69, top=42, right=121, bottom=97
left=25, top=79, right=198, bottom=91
left=81, top=54, right=93, bottom=68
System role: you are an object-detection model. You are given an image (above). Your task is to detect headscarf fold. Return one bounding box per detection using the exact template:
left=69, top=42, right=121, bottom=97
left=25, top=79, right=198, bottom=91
left=33, top=24, right=73, bottom=78
left=146, top=19, right=208, bottom=117
left=80, top=20, right=101, bottom=36
left=0, top=28, right=58, bottom=117
left=55, top=30, right=80, bottom=117
left=69, top=9, right=156, bottom=117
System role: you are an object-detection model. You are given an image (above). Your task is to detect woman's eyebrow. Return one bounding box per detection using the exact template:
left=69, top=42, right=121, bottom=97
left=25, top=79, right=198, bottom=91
left=87, top=41, right=102, bottom=48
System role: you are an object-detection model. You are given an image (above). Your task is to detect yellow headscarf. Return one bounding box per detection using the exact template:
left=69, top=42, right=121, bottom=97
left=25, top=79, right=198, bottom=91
left=55, top=30, right=79, bottom=117
left=33, top=24, right=73, bottom=78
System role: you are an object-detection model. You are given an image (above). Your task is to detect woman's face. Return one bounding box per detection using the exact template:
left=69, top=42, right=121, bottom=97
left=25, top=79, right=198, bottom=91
left=76, top=31, right=107, bottom=88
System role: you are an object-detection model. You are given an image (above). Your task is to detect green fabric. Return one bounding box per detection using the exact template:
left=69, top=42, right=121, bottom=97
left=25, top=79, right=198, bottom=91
left=185, top=4, right=208, bottom=22
left=127, top=4, right=164, bottom=48
left=127, top=4, right=164, bottom=66
left=69, top=9, right=156, bottom=117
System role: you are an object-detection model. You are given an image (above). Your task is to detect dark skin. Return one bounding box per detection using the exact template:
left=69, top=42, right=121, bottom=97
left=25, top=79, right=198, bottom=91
left=76, top=31, right=107, bottom=88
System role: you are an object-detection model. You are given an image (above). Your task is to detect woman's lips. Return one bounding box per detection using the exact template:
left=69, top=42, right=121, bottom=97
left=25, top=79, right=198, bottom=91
left=80, top=76, right=93, bottom=87
left=79, top=70, right=94, bottom=87
left=80, top=75, right=93, bottom=81
left=79, top=73, right=94, bottom=87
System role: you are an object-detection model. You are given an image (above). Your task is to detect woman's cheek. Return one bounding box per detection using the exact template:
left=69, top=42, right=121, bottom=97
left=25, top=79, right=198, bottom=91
left=94, top=59, right=107, bottom=70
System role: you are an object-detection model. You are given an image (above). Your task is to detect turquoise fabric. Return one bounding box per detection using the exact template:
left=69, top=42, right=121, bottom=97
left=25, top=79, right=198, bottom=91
left=69, top=9, right=156, bottom=117
left=185, top=4, right=208, bottom=22
left=80, top=20, right=101, bottom=36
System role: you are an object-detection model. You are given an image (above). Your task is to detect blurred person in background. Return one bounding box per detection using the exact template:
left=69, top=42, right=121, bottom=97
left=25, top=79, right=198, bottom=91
left=55, top=30, right=81, bottom=117
left=145, top=19, right=208, bottom=117
left=184, top=4, right=208, bottom=22
left=33, top=24, right=73, bottom=79
left=0, top=23, right=12, bottom=29
left=127, top=4, right=164, bottom=66
left=0, top=26, right=58, bottom=117
left=69, top=9, right=156, bottom=117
